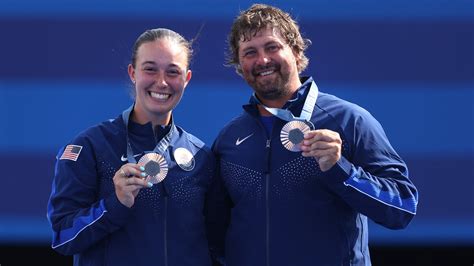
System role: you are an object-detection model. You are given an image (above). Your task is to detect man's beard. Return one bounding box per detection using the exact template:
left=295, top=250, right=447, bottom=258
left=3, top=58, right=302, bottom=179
left=248, top=69, right=292, bottom=101
left=256, top=84, right=287, bottom=100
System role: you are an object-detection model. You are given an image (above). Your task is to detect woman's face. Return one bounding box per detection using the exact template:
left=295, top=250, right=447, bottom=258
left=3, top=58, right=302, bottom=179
left=128, top=38, right=191, bottom=125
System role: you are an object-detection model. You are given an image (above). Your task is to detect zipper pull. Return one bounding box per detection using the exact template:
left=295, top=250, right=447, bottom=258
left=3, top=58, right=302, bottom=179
left=266, top=139, right=271, bottom=148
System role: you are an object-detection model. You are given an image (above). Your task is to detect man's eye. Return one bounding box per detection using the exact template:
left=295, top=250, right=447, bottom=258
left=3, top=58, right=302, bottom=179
left=243, top=50, right=256, bottom=57
left=267, top=45, right=278, bottom=52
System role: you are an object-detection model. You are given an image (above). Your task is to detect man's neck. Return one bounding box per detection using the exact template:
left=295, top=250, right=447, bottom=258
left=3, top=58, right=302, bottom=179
left=256, top=78, right=302, bottom=114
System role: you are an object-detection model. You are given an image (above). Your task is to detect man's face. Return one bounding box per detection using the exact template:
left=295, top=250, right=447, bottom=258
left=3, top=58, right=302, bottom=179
left=238, top=27, right=301, bottom=102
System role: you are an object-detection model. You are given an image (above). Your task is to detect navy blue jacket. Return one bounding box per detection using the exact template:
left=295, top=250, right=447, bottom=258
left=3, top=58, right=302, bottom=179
left=210, top=77, right=418, bottom=266
left=47, top=113, right=215, bottom=266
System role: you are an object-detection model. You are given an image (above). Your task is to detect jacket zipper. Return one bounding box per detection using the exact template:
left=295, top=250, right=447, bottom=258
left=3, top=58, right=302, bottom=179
left=265, top=140, right=271, bottom=266
left=254, top=113, right=276, bottom=266
left=162, top=183, right=169, bottom=266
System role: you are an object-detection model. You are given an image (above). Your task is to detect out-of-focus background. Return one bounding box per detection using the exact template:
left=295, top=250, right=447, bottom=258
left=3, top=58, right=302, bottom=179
left=0, top=0, right=472, bottom=265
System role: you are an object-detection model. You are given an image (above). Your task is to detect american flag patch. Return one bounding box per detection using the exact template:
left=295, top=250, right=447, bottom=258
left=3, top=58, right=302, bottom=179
left=60, top=145, right=83, bottom=161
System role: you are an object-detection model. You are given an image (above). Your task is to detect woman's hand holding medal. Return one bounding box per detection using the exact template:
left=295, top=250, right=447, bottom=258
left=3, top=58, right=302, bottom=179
left=113, top=164, right=153, bottom=208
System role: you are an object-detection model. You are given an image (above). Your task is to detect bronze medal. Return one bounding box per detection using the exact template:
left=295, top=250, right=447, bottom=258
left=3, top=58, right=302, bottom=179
left=280, top=120, right=312, bottom=152
left=138, top=153, right=168, bottom=184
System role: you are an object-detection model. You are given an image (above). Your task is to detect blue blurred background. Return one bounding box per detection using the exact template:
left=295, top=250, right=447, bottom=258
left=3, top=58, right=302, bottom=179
left=0, top=0, right=473, bottom=264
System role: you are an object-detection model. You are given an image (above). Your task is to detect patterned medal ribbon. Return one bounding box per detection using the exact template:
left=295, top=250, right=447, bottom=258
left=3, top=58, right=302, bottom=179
left=121, top=104, right=174, bottom=183
left=251, top=78, right=319, bottom=152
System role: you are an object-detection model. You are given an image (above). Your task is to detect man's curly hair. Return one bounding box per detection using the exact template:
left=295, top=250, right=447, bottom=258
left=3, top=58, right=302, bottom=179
left=226, top=4, right=311, bottom=75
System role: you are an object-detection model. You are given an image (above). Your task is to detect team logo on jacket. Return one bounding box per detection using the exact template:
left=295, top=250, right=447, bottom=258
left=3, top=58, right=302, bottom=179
left=120, top=153, right=143, bottom=162
left=138, top=153, right=168, bottom=183
left=280, top=120, right=312, bottom=152
left=235, top=133, right=254, bottom=146
left=173, top=147, right=195, bottom=171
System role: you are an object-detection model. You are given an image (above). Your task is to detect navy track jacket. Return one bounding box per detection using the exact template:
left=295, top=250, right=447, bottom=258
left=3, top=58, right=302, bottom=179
left=210, top=77, right=418, bottom=266
left=47, top=113, right=216, bottom=266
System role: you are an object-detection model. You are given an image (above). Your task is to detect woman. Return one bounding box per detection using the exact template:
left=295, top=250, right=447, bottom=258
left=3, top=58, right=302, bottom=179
left=47, top=28, right=216, bottom=266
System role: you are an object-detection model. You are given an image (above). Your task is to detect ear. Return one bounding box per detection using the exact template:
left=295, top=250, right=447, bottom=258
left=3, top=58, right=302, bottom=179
left=183, top=69, right=192, bottom=89
left=127, top=64, right=136, bottom=84
left=292, top=49, right=302, bottom=72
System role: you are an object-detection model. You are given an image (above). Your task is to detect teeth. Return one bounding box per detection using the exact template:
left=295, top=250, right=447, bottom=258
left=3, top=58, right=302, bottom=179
left=260, top=70, right=274, bottom=76
left=150, top=92, right=170, bottom=100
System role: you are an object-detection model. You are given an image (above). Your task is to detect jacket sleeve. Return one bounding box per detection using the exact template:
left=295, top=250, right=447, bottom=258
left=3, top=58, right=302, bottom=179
left=319, top=109, right=418, bottom=229
left=46, top=136, right=133, bottom=255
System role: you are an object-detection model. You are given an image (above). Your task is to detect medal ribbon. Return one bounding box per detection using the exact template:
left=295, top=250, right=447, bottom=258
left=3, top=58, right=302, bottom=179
left=251, top=79, right=319, bottom=123
left=121, top=104, right=175, bottom=164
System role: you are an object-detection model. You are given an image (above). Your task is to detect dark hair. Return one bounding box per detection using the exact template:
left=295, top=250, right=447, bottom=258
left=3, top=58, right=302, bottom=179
left=226, top=4, right=311, bottom=74
left=130, top=28, right=193, bottom=69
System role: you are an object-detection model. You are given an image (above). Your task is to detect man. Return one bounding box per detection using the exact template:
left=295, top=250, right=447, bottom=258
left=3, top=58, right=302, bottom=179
left=209, top=4, right=418, bottom=266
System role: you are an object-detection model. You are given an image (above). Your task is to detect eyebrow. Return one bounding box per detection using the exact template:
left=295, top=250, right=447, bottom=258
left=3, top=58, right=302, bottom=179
left=241, top=46, right=255, bottom=53
left=264, top=40, right=281, bottom=47
left=141, top=61, right=157, bottom=66
left=141, top=61, right=182, bottom=68
left=241, top=40, right=280, bottom=51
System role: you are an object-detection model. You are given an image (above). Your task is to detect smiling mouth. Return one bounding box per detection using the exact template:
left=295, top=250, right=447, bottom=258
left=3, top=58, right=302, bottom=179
left=259, top=70, right=275, bottom=76
left=149, top=91, right=171, bottom=100
left=253, top=65, right=278, bottom=77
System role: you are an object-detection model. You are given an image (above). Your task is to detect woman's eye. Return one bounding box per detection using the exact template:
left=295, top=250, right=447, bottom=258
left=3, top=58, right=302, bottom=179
left=168, top=70, right=180, bottom=76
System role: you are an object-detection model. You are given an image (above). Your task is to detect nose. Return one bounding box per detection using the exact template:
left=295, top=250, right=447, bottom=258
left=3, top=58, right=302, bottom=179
left=156, top=71, right=168, bottom=89
left=256, top=51, right=271, bottom=66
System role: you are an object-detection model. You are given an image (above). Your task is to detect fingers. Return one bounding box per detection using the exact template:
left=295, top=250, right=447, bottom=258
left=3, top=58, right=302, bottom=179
left=113, top=163, right=153, bottom=208
left=301, top=130, right=341, bottom=152
left=300, top=129, right=342, bottom=172
left=124, top=176, right=152, bottom=188
left=302, top=140, right=333, bottom=151
left=119, top=164, right=144, bottom=178
left=301, top=143, right=339, bottom=158
left=114, top=164, right=153, bottom=188
left=303, top=129, right=341, bottom=143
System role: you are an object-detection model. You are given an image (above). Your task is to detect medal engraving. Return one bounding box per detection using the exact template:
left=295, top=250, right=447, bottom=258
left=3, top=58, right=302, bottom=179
left=144, top=160, right=161, bottom=177
left=280, top=120, right=312, bottom=152
left=138, top=153, right=168, bottom=183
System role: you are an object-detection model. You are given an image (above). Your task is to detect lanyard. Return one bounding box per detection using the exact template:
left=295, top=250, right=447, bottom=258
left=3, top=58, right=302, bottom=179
left=251, top=79, right=319, bottom=124
left=121, top=104, right=174, bottom=163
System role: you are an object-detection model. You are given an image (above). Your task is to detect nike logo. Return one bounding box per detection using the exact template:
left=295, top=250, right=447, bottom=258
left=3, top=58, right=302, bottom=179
left=120, top=153, right=142, bottom=162
left=235, top=133, right=254, bottom=146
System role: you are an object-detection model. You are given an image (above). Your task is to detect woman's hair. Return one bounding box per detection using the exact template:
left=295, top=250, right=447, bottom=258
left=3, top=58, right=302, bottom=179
left=130, top=28, right=193, bottom=69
